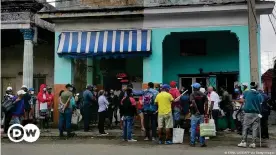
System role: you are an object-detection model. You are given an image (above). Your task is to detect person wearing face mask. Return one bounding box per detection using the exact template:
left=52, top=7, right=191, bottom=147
left=59, top=84, right=75, bottom=137
left=107, top=89, right=119, bottom=128
left=21, top=85, right=32, bottom=125
left=2, top=86, right=16, bottom=133
left=47, top=86, right=54, bottom=122
left=10, top=90, right=25, bottom=126
left=28, top=88, right=37, bottom=121
left=37, top=84, right=50, bottom=131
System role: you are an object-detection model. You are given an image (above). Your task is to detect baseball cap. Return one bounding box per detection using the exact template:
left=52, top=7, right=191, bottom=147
left=86, top=84, right=93, bottom=89
left=65, top=84, right=72, bottom=88
left=200, top=87, right=206, bottom=93
left=170, top=81, right=177, bottom=88
left=17, top=90, right=26, bottom=96
left=250, top=82, right=258, bottom=88
left=21, top=85, right=27, bottom=89
left=6, top=87, right=12, bottom=91
left=191, top=83, right=201, bottom=89
left=242, top=83, right=248, bottom=86
left=29, top=88, right=34, bottom=91
left=162, top=84, right=170, bottom=90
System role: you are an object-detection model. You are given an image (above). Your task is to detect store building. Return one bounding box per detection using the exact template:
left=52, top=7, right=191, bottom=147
left=1, top=0, right=55, bottom=97
left=39, top=0, right=274, bottom=124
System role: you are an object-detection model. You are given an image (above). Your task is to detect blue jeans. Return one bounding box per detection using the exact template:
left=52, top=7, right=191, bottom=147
left=190, top=115, right=205, bottom=145
left=123, top=116, right=134, bottom=140
left=58, top=111, right=72, bottom=134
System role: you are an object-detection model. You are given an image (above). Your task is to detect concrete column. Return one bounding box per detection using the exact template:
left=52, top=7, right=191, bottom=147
left=21, top=29, right=34, bottom=88
left=231, top=27, right=251, bottom=84
left=87, top=58, right=93, bottom=85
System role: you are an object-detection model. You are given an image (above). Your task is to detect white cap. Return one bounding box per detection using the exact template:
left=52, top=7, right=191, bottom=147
left=17, top=90, right=26, bottom=96
left=6, top=86, right=12, bottom=91
left=200, top=87, right=206, bottom=93
left=242, top=83, right=248, bottom=86
left=21, top=85, right=27, bottom=89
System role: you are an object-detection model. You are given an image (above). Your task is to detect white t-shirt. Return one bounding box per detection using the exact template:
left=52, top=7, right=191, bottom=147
left=210, top=91, right=220, bottom=110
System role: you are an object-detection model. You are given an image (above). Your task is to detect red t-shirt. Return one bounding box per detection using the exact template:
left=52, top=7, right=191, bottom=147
left=137, top=96, right=143, bottom=110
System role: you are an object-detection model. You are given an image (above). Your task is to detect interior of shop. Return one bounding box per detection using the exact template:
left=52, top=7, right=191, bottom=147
left=98, top=57, right=143, bottom=91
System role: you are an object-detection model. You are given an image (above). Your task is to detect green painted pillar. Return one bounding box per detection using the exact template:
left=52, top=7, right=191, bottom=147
left=87, top=58, right=93, bottom=85
left=231, top=27, right=251, bottom=84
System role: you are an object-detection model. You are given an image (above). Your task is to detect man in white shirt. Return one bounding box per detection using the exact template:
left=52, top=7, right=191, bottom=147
left=208, top=86, right=220, bottom=131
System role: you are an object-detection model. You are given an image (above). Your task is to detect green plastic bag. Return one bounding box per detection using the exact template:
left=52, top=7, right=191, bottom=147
left=217, top=117, right=236, bottom=130
left=200, top=123, right=216, bottom=137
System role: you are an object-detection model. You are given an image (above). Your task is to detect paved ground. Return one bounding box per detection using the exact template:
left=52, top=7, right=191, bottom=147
left=1, top=138, right=276, bottom=155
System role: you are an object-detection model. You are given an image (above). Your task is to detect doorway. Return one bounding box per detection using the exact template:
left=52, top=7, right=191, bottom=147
left=179, top=77, right=208, bottom=94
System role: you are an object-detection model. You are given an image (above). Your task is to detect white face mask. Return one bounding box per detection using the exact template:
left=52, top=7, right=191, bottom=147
left=30, top=91, right=34, bottom=95
left=69, top=88, right=73, bottom=91
left=43, top=88, right=46, bottom=91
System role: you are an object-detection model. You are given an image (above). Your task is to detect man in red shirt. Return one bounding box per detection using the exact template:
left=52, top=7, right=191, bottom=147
left=169, top=81, right=181, bottom=127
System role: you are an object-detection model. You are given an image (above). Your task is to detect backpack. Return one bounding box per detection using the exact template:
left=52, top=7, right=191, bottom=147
left=143, top=90, right=154, bottom=106
left=2, top=96, right=15, bottom=113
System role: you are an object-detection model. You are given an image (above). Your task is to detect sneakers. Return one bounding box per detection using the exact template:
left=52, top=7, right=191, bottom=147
left=128, top=139, right=137, bottom=142
left=165, top=140, right=173, bottom=145
left=144, top=137, right=149, bottom=141
left=152, top=137, right=156, bottom=141
left=249, top=143, right=256, bottom=148
left=100, top=132, right=109, bottom=136
left=224, top=128, right=230, bottom=132
left=238, top=141, right=247, bottom=148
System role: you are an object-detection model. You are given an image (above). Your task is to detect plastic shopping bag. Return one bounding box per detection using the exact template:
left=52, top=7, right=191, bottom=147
left=200, top=122, right=216, bottom=137
left=173, top=126, right=185, bottom=143
left=72, top=109, right=82, bottom=125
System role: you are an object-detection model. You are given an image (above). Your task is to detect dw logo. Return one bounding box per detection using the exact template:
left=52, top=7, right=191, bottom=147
left=7, top=124, right=40, bottom=143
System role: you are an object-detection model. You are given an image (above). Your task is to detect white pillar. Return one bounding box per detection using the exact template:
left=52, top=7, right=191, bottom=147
left=21, top=29, right=34, bottom=88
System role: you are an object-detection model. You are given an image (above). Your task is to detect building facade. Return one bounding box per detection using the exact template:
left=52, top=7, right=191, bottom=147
left=1, top=0, right=55, bottom=97
left=39, top=0, right=274, bottom=124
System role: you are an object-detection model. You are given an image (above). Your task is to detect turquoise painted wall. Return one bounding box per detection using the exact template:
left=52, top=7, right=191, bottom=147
left=54, top=32, right=73, bottom=84
left=143, top=26, right=251, bottom=84
left=163, top=31, right=239, bottom=83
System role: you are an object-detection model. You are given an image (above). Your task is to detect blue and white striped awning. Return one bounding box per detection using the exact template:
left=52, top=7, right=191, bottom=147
left=57, top=30, right=151, bottom=58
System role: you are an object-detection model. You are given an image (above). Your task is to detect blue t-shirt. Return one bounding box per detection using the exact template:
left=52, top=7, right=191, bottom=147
left=83, top=90, right=93, bottom=106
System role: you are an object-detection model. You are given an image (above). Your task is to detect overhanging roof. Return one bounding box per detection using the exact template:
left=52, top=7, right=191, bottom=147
left=38, top=1, right=275, bottom=23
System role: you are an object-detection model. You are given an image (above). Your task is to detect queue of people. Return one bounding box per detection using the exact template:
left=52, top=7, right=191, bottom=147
left=1, top=84, right=54, bottom=135
left=2, top=80, right=272, bottom=148
left=56, top=80, right=271, bottom=147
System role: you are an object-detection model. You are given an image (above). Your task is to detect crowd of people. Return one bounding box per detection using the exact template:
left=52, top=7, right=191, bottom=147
left=1, top=80, right=273, bottom=148
left=1, top=84, right=54, bottom=134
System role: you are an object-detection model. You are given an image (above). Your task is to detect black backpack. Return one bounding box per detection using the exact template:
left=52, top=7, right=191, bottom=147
left=2, top=96, right=15, bottom=113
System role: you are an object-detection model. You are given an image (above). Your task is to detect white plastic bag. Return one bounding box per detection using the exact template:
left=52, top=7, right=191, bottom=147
left=173, top=126, right=185, bottom=144
left=72, top=109, right=82, bottom=125
left=200, top=123, right=216, bottom=137
left=209, top=118, right=215, bottom=124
